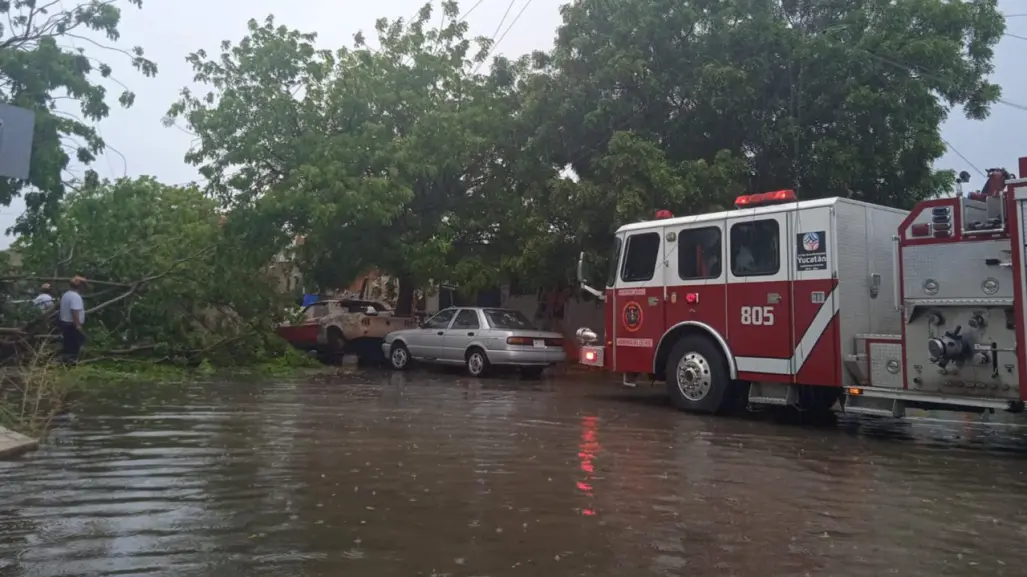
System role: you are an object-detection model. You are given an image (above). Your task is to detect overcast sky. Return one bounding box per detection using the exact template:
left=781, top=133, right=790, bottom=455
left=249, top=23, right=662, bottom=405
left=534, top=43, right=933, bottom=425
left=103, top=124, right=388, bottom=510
left=1, top=0, right=1024, bottom=247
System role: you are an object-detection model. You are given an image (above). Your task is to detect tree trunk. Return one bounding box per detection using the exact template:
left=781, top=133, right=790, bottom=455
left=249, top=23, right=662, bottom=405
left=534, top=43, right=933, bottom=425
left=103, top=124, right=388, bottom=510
left=395, top=276, right=415, bottom=317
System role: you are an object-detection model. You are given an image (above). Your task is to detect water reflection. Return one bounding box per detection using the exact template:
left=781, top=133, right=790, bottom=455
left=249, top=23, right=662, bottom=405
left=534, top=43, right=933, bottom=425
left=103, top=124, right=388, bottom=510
left=0, top=375, right=1026, bottom=576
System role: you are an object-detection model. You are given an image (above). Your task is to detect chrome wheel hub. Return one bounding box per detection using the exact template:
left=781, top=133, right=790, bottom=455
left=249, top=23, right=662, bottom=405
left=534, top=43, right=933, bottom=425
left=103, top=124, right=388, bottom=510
left=468, top=353, right=484, bottom=375
left=676, top=352, right=712, bottom=401
left=391, top=347, right=407, bottom=368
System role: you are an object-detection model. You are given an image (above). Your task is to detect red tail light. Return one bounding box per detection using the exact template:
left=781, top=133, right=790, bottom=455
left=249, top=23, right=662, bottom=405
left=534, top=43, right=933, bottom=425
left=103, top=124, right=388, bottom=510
left=507, top=336, right=533, bottom=345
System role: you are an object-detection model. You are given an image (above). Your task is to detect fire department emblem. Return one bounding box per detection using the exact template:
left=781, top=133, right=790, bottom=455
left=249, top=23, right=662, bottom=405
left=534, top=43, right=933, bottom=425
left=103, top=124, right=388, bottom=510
left=622, top=301, right=643, bottom=332
left=802, top=232, right=820, bottom=251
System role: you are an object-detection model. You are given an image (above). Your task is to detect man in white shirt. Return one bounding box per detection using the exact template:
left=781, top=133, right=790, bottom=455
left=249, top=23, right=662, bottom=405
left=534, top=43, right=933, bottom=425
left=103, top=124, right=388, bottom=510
left=32, top=283, right=55, bottom=311
left=59, top=276, right=87, bottom=364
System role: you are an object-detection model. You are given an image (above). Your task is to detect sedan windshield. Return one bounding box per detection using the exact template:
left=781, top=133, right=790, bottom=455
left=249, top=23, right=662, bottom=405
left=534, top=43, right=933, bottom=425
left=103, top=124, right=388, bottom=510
left=483, top=309, right=535, bottom=330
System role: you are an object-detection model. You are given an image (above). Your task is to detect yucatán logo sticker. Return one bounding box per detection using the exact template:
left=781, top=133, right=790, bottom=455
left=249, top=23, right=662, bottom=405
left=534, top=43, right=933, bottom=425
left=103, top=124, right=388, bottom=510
left=622, top=301, right=644, bottom=332
left=796, top=230, right=828, bottom=271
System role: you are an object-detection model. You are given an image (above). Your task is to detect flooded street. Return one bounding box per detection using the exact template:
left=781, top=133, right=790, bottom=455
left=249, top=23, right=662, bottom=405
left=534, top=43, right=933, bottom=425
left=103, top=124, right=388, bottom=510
left=2, top=370, right=1027, bottom=577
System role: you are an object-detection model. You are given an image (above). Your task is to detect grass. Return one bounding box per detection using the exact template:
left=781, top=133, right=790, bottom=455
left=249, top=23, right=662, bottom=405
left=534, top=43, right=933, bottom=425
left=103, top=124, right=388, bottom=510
left=0, top=345, right=326, bottom=439
left=0, top=347, right=73, bottom=438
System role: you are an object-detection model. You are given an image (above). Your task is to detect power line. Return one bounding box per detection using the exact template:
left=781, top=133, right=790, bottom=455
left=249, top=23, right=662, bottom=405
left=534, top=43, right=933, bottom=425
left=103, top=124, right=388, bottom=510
left=492, top=0, right=534, bottom=54
left=473, top=0, right=534, bottom=74
left=488, top=0, right=517, bottom=45
left=458, top=0, right=488, bottom=21
left=857, top=47, right=1027, bottom=112
left=941, top=138, right=984, bottom=177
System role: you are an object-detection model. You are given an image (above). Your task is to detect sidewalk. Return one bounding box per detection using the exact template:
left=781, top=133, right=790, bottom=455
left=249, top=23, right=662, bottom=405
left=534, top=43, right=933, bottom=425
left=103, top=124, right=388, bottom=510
left=0, top=426, right=38, bottom=459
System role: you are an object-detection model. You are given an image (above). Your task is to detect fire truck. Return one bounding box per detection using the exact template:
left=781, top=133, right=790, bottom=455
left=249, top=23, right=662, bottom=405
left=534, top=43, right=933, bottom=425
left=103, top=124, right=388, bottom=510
left=575, top=156, right=1027, bottom=418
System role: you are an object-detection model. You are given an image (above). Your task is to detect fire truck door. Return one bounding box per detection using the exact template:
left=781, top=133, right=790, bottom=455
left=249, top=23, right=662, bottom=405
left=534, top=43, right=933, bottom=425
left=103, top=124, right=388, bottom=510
left=662, top=222, right=728, bottom=347
left=725, top=212, right=794, bottom=381
left=612, top=229, right=665, bottom=374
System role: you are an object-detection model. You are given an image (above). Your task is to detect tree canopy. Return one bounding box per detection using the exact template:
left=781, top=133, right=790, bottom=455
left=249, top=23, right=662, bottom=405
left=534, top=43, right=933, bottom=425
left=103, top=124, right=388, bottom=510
left=169, top=0, right=1008, bottom=298
left=0, top=0, right=156, bottom=235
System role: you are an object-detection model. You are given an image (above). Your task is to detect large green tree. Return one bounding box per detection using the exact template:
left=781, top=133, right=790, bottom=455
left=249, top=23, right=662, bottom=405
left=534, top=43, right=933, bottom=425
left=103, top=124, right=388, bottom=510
left=533, top=0, right=1004, bottom=208
left=167, top=1, right=538, bottom=313
left=0, top=0, right=156, bottom=234
left=512, top=0, right=1005, bottom=282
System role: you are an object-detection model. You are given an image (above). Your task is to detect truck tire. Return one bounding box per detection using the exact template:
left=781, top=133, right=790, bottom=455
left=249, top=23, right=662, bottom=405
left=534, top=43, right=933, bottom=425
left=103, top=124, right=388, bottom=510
left=665, top=335, right=734, bottom=414
left=389, top=342, right=411, bottom=370
left=326, top=327, right=346, bottom=365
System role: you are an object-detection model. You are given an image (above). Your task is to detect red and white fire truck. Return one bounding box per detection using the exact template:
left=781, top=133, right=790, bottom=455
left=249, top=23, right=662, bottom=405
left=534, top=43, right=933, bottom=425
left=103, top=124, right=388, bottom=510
left=575, top=156, right=1027, bottom=418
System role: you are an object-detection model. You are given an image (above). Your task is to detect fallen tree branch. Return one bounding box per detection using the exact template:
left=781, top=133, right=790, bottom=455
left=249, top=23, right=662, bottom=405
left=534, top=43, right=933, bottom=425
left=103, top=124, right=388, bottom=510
left=0, top=276, right=133, bottom=288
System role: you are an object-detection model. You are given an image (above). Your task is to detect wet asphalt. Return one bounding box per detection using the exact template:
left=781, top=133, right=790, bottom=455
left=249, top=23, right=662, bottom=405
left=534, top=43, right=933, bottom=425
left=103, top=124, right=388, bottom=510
left=1, top=368, right=1026, bottom=576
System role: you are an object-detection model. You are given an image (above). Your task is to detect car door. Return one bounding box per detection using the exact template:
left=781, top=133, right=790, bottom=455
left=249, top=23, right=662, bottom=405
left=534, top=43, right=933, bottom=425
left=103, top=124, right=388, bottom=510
left=442, top=309, right=481, bottom=362
left=408, top=308, right=457, bottom=359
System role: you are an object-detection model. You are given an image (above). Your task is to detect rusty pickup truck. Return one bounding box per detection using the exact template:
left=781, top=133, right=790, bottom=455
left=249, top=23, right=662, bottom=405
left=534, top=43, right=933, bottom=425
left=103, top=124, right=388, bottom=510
left=277, top=298, right=419, bottom=365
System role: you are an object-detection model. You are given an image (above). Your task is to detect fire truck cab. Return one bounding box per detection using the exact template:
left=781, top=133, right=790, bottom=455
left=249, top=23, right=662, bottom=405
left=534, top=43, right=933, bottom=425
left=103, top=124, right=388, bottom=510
left=576, top=156, right=1027, bottom=418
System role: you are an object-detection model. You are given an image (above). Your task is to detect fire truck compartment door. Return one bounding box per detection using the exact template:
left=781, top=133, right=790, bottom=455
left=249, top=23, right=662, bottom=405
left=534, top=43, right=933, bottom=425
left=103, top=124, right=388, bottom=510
left=726, top=211, right=794, bottom=378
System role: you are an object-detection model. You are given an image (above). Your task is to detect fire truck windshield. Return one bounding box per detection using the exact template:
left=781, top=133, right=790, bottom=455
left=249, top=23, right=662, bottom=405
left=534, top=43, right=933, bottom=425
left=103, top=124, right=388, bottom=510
left=605, top=237, right=622, bottom=287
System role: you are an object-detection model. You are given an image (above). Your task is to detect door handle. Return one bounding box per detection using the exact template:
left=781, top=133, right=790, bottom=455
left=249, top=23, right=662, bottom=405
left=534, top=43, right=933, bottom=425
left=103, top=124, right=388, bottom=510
left=467, top=332, right=475, bottom=336
left=437, top=331, right=444, bottom=335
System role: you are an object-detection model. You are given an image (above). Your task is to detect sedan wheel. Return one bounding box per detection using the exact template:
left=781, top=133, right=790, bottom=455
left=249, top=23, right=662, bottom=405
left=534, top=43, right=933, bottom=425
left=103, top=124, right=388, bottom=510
left=389, top=343, right=410, bottom=370
left=466, top=348, right=490, bottom=377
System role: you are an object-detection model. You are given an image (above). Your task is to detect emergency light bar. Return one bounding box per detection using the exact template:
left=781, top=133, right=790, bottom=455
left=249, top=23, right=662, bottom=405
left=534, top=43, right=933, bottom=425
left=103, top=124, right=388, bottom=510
left=734, top=189, right=797, bottom=208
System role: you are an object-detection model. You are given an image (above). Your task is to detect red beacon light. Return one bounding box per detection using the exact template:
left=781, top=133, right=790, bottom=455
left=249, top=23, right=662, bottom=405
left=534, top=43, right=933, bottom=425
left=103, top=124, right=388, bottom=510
left=910, top=223, right=931, bottom=237
left=654, top=209, right=674, bottom=219
left=734, top=189, right=797, bottom=208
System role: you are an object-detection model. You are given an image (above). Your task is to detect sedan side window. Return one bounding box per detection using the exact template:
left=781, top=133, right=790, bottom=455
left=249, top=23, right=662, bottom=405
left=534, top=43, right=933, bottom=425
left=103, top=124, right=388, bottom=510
left=451, top=310, right=480, bottom=330
left=424, top=309, right=456, bottom=329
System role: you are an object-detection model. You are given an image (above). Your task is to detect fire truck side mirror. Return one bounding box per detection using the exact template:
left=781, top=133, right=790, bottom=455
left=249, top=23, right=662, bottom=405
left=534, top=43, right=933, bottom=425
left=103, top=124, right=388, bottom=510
left=577, top=251, right=605, bottom=301
left=577, top=251, right=589, bottom=284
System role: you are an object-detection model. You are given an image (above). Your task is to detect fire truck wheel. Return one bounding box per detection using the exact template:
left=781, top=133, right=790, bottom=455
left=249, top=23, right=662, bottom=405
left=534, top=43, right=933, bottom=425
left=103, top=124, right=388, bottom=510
left=465, top=347, right=491, bottom=377
left=389, top=342, right=411, bottom=370
left=665, top=335, right=731, bottom=414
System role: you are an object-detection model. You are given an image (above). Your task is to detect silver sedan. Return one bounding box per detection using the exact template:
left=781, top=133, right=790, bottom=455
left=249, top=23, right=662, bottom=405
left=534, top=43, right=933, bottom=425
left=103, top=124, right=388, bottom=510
left=382, top=307, right=567, bottom=378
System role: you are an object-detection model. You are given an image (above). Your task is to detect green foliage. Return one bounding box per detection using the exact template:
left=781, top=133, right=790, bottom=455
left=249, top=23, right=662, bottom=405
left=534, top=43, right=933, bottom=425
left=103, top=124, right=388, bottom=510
left=167, top=1, right=548, bottom=306
left=13, top=177, right=289, bottom=364
left=0, top=0, right=156, bottom=234
left=536, top=0, right=1004, bottom=207
left=168, top=0, right=1007, bottom=294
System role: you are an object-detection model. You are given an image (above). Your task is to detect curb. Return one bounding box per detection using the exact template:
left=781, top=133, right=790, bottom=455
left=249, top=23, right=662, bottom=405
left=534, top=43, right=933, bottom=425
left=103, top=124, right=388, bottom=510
left=0, top=426, right=39, bottom=459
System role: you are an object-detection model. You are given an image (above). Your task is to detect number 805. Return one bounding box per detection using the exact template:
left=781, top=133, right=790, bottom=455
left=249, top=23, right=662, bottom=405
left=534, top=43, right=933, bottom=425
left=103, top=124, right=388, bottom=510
left=740, top=306, right=775, bottom=326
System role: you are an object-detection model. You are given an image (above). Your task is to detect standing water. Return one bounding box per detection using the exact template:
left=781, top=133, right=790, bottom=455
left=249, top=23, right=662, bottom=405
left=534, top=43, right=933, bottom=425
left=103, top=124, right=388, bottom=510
left=2, top=370, right=1027, bottom=576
